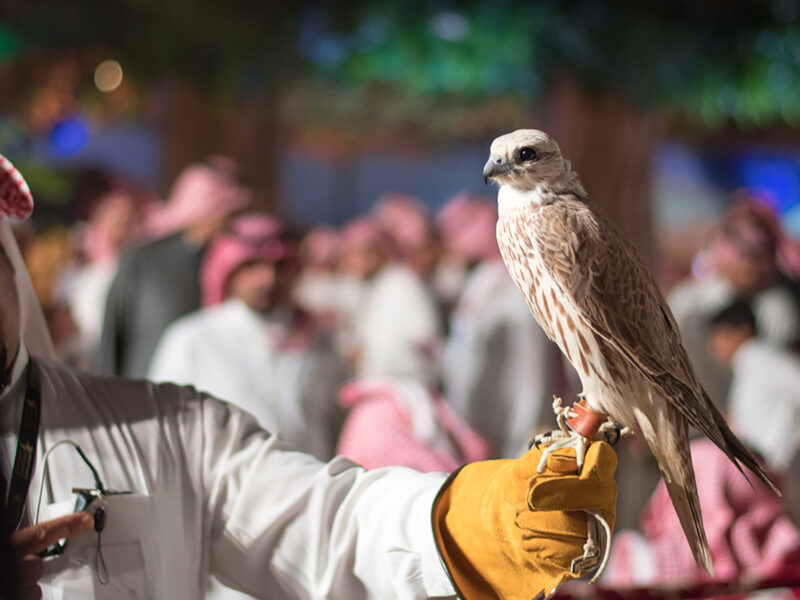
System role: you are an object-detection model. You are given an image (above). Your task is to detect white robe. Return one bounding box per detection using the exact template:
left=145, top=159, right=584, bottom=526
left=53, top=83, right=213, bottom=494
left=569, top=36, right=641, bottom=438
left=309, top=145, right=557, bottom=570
left=445, top=260, right=555, bottom=458
left=147, top=299, right=345, bottom=461
left=293, top=270, right=345, bottom=320
left=668, top=275, right=800, bottom=409
left=354, top=265, right=442, bottom=385
left=728, top=339, right=800, bottom=472
left=0, top=350, right=455, bottom=599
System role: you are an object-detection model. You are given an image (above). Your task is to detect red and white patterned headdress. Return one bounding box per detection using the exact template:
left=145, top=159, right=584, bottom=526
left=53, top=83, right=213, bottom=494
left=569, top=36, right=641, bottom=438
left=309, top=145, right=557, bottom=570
left=0, top=154, right=34, bottom=220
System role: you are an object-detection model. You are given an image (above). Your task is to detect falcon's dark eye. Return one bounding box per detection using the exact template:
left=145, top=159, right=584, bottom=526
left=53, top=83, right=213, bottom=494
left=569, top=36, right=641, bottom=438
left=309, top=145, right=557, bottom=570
left=518, top=147, right=538, bottom=162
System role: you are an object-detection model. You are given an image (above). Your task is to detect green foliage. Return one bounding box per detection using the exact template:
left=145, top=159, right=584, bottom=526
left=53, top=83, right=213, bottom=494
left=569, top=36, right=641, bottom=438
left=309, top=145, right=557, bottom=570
left=0, top=26, right=24, bottom=61
left=301, top=3, right=547, bottom=98
left=304, top=0, right=800, bottom=127
left=16, top=161, right=74, bottom=205
left=4, top=0, right=800, bottom=126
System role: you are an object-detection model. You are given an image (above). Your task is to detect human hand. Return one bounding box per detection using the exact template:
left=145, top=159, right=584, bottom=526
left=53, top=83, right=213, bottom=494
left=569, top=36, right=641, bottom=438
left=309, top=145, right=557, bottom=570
left=10, top=512, right=94, bottom=599
left=432, top=441, right=617, bottom=600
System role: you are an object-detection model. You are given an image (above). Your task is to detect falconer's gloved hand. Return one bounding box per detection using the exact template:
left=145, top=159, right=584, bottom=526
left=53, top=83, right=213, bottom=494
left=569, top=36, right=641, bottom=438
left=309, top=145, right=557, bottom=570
left=432, top=441, right=617, bottom=600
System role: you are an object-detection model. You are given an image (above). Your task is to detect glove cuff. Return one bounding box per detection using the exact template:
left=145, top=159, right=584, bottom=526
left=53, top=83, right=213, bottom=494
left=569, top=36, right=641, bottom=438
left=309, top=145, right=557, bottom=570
left=431, top=466, right=497, bottom=599
left=431, top=444, right=618, bottom=599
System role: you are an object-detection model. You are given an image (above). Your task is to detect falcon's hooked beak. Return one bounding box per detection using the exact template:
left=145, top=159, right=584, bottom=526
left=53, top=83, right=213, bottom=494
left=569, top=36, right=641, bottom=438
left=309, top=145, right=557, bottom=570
left=483, top=155, right=511, bottom=184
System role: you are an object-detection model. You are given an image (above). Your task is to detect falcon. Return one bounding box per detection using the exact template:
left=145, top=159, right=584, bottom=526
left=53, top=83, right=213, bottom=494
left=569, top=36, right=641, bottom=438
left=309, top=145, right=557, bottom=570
left=483, top=129, right=777, bottom=574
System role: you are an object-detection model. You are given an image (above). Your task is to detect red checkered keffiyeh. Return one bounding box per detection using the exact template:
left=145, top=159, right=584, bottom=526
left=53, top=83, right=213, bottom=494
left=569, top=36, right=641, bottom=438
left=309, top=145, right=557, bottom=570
left=0, top=155, right=33, bottom=220
left=604, top=439, right=800, bottom=587
left=336, top=378, right=490, bottom=473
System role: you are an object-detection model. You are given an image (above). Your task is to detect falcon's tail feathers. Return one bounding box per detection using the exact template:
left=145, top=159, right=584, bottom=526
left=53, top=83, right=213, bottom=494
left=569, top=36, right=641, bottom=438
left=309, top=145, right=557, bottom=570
left=707, top=398, right=780, bottom=496
left=663, top=382, right=779, bottom=496
left=639, top=412, right=713, bottom=576
left=657, top=459, right=714, bottom=576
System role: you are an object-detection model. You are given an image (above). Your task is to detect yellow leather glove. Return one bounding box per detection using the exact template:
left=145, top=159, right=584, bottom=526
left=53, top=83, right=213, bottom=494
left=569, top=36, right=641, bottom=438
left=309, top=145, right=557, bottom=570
left=432, top=441, right=617, bottom=600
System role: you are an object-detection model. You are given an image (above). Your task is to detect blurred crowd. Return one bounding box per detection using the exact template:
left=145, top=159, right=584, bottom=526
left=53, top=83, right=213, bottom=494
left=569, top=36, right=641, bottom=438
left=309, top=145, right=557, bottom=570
left=13, top=156, right=800, bottom=595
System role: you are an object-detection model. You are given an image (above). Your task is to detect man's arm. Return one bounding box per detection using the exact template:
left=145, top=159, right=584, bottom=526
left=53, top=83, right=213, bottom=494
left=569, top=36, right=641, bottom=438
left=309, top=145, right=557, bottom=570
left=184, top=392, right=616, bottom=599
left=196, top=397, right=455, bottom=599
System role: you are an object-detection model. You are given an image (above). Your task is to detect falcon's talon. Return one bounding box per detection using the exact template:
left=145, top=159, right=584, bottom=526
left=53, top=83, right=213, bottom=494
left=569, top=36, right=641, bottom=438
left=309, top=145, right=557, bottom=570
left=530, top=432, right=550, bottom=449
left=535, top=428, right=589, bottom=473
left=534, top=395, right=594, bottom=471
left=529, top=428, right=564, bottom=450
left=601, top=423, right=621, bottom=446
left=597, top=420, right=633, bottom=446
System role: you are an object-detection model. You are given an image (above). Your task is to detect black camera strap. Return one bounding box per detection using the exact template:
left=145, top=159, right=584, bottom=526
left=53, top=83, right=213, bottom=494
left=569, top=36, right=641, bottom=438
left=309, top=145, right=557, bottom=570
left=4, top=361, right=41, bottom=533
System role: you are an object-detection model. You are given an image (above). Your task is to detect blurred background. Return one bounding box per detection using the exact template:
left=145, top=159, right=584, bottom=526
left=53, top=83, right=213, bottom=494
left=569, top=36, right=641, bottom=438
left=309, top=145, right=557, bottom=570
left=2, top=1, right=799, bottom=259
left=3, top=1, right=800, bottom=593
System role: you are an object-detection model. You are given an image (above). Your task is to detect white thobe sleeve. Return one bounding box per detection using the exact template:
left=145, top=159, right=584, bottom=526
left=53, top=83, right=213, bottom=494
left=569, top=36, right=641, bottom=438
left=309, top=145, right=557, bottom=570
left=197, top=397, right=456, bottom=599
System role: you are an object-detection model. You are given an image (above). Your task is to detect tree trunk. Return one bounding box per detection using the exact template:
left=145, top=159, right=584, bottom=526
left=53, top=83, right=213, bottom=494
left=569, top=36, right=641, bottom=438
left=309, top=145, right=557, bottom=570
left=159, top=82, right=280, bottom=214
left=541, top=77, right=661, bottom=266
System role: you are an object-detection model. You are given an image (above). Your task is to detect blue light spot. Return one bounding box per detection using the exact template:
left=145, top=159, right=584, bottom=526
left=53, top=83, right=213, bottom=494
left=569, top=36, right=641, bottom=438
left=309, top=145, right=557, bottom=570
left=49, top=118, right=89, bottom=155
left=738, top=155, right=800, bottom=214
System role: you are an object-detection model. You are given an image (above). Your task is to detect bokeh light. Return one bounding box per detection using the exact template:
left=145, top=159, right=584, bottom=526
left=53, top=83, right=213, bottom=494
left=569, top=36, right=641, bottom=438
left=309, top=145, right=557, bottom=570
left=49, top=117, right=89, bottom=155
left=94, top=59, right=123, bottom=92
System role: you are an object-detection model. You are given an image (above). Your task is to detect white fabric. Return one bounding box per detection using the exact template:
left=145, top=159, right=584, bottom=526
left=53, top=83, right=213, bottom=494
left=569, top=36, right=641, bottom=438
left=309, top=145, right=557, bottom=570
left=668, top=275, right=800, bottom=410
left=429, top=258, right=468, bottom=310
left=0, top=221, right=56, bottom=360
left=728, top=339, right=800, bottom=471
left=147, top=299, right=343, bottom=461
left=0, top=351, right=456, bottom=599
left=751, top=286, right=800, bottom=347
left=391, top=379, right=444, bottom=446
left=293, top=270, right=344, bottom=318
left=293, top=271, right=366, bottom=363
left=667, top=276, right=736, bottom=409
left=329, top=275, right=368, bottom=362
left=66, top=261, right=117, bottom=366
left=445, top=260, right=554, bottom=458
left=354, top=264, right=442, bottom=384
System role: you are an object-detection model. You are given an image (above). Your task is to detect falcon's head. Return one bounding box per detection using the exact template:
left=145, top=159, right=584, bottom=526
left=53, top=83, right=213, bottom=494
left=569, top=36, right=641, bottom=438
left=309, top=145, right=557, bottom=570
left=483, top=129, right=567, bottom=189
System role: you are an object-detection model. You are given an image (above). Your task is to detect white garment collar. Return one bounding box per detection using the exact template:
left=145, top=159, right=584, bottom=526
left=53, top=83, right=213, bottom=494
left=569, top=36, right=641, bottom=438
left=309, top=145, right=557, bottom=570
left=226, top=298, right=292, bottom=328
left=0, top=342, right=29, bottom=403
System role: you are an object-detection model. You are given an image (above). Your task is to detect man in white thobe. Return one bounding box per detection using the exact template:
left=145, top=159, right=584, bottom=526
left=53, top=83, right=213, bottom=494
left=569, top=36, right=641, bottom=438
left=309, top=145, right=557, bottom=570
left=2, top=214, right=452, bottom=599
left=339, top=218, right=443, bottom=385
left=95, top=158, right=253, bottom=378
left=668, top=198, right=800, bottom=411
left=708, top=298, right=800, bottom=527
left=148, top=214, right=345, bottom=461
left=707, top=300, right=800, bottom=473
left=2, top=157, right=618, bottom=600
